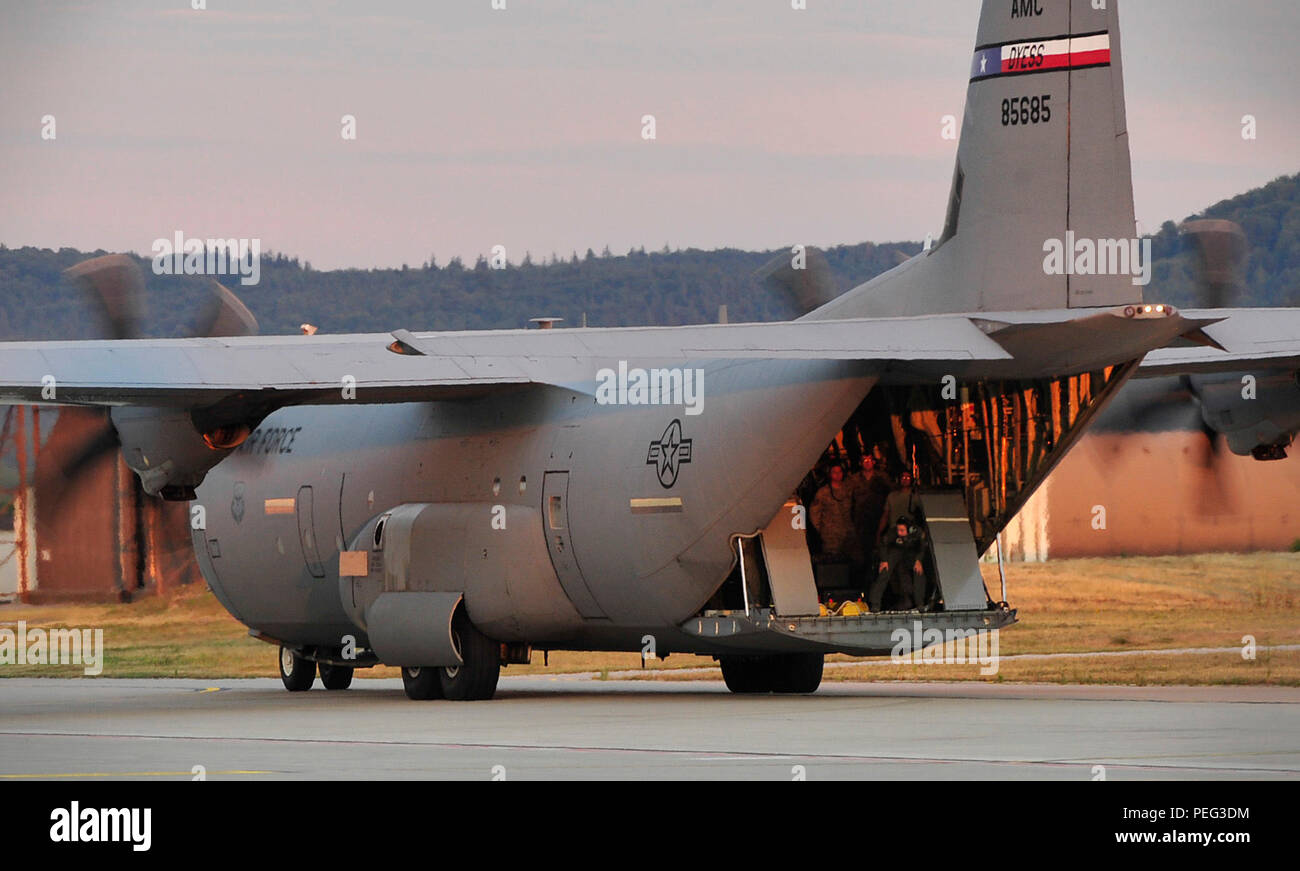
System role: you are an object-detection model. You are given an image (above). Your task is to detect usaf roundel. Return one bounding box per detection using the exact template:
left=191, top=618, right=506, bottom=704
left=231, top=481, right=246, bottom=524
left=646, top=419, right=693, bottom=488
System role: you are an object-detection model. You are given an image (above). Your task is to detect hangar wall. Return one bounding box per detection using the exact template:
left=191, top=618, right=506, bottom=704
left=1003, top=431, right=1300, bottom=560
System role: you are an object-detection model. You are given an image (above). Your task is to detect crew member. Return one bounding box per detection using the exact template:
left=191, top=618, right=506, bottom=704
left=878, top=471, right=922, bottom=541
left=850, top=454, right=892, bottom=548
left=809, top=464, right=866, bottom=586
left=869, top=516, right=927, bottom=612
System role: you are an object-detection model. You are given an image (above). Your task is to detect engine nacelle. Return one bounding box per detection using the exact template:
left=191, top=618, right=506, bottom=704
left=110, top=406, right=250, bottom=499
left=1193, top=370, right=1300, bottom=460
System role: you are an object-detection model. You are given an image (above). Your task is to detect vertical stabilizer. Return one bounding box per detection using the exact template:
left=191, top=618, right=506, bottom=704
left=810, top=0, right=1140, bottom=319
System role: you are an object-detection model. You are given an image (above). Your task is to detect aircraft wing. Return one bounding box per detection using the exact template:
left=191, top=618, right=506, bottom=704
left=0, top=306, right=1226, bottom=413
left=0, top=316, right=1012, bottom=410
left=1137, top=307, right=1300, bottom=376
left=0, top=305, right=1225, bottom=498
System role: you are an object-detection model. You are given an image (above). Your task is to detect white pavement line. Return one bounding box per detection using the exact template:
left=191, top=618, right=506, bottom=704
left=851, top=643, right=1300, bottom=666
left=530, top=644, right=1300, bottom=682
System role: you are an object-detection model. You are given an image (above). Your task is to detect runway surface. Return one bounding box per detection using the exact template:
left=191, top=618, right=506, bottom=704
left=1, top=677, right=1297, bottom=780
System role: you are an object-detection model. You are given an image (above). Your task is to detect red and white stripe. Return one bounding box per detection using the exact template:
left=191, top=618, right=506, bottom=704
left=1000, top=33, right=1111, bottom=74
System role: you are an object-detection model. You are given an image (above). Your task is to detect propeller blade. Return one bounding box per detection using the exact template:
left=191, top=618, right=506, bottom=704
left=63, top=253, right=147, bottom=339
left=1108, top=377, right=1198, bottom=432
left=756, top=246, right=838, bottom=315
left=54, top=411, right=118, bottom=477
left=1181, top=219, right=1248, bottom=310
left=193, top=278, right=259, bottom=338
left=33, top=408, right=122, bottom=513
left=1187, top=414, right=1239, bottom=515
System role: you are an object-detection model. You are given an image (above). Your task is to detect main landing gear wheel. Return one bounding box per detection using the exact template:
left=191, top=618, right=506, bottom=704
left=770, top=653, right=824, bottom=694
left=720, top=654, right=824, bottom=695
left=279, top=646, right=316, bottom=692
left=402, top=666, right=444, bottom=701
left=318, top=662, right=354, bottom=690
left=440, top=612, right=501, bottom=701
left=719, top=656, right=771, bottom=693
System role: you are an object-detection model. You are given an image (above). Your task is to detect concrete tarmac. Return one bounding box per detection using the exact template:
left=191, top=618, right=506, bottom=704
left=1, top=677, right=1297, bottom=780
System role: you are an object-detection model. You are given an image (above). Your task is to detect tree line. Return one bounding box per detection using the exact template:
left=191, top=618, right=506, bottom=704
left=1, top=173, right=1296, bottom=341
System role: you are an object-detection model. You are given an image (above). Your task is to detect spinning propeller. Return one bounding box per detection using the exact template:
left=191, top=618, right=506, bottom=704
left=41, top=254, right=258, bottom=503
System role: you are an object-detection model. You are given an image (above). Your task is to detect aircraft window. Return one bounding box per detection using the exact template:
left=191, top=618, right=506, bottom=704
left=548, top=495, right=564, bottom=530
left=373, top=515, right=389, bottom=550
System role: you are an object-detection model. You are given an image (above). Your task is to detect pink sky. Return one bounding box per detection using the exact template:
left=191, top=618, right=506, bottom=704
left=1, top=0, right=1296, bottom=269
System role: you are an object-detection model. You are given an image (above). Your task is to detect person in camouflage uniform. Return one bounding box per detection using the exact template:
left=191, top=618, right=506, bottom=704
left=809, top=464, right=866, bottom=585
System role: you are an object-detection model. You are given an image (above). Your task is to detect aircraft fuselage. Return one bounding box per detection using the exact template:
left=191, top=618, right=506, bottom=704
left=191, top=358, right=875, bottom=653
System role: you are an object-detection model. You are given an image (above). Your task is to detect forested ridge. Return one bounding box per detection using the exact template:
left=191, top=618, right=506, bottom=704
left=1, top=173, right=1296, bottom=340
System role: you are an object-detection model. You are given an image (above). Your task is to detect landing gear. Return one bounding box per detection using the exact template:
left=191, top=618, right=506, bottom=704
left=279, top=646, right=316, bottom=691
left=318, top=662, right=354, bottom=690
left=401, top=666, right=444, bottom=700
left=720, top=653, right=824, bottom=695
left=720, top=657, right=770, bottom=693
left=400, top=616, right=500, bottom=701
left=440, top=612, right=501, bottom=701
left=770, top=653, right=824, bottom=694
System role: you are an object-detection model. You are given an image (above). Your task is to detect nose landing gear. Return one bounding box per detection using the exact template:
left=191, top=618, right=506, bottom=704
left=318, top=662, right=354, bottom=690
left=279, top=646, right=316, bottom=692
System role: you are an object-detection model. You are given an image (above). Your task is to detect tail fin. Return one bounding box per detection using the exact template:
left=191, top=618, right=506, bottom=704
left=815, top=0, right=1139, bottom=319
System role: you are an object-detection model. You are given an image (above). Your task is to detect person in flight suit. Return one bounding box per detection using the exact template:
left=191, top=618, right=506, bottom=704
left=849, top=454, right=892, bottom=552
left=869, top=517, right=927, bottom=612
left=878, top=471, right=922, bottom=542
left=809, top=464, right=867, bottom=587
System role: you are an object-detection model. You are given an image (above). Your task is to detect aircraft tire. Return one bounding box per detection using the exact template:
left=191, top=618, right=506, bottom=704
left=720, top=656, right=772, bottom=693
left=440, top=612, right=500, bottom=701
left=279, top=646, right=316, bottom=692
left=402, top=666, right=444, bottom=700
left=318, top=663, right=354, bottom=690
left=770, top=653, right=824, bottom=694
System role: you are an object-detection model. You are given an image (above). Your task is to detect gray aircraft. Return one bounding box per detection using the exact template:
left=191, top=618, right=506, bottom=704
left=2, top=0, right=1299, bottom=700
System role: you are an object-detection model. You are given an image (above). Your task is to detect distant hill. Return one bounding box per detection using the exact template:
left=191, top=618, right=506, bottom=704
left=1147, top=173, right=1300, bottom=309
left=0, top=242, right=919, bottom=340
left=0, top=173, right=1296, bottom=340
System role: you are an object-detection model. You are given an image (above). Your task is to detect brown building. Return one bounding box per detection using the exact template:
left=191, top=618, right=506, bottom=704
left=3, top=407, right=199, bottom=602
left=1002, top=430, right=1300, bottom=560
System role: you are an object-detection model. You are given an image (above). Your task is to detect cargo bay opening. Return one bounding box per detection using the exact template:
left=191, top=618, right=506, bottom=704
left=690, top=365, right=1134, bottom=654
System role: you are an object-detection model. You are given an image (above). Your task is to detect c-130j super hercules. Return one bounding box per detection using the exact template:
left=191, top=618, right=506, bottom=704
left=3, top=0, right=1299, bottom=700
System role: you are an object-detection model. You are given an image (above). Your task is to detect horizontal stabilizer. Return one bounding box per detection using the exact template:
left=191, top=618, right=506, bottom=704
left=1138, top=308, right=1300, bottom=376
